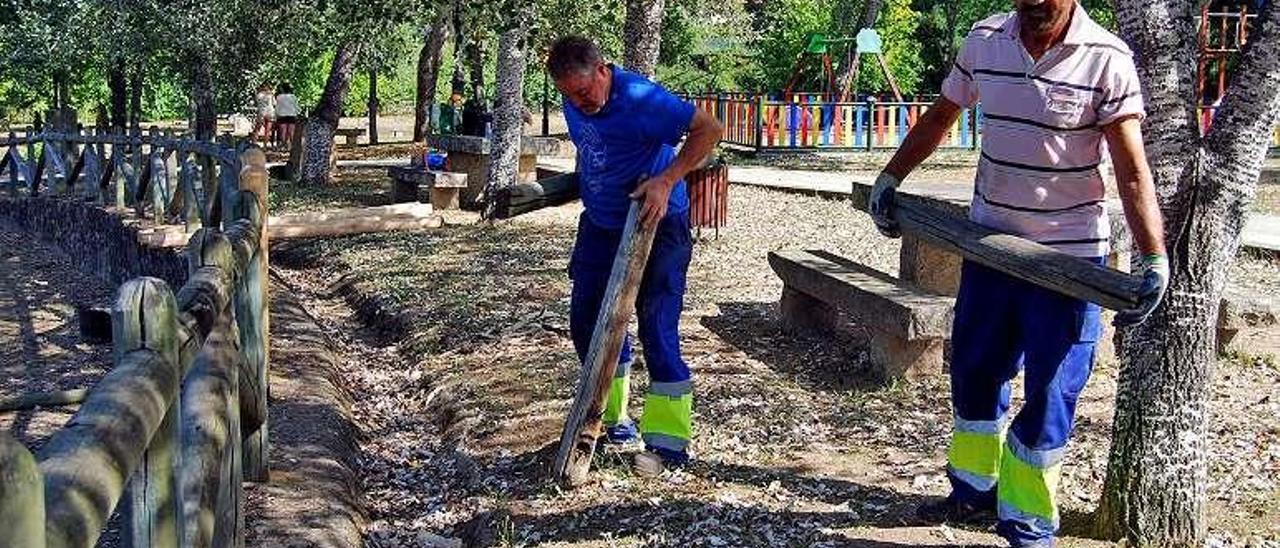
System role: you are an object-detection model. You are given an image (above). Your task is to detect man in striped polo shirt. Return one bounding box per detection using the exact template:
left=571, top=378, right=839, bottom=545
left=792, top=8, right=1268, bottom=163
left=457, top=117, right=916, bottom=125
left=868, top=0, right=1169, bottom=546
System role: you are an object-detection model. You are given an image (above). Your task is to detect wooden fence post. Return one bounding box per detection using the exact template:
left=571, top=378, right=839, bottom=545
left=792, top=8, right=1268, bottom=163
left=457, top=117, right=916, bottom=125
left=115, top=277, right=182, bottom=548
left=235, top=148, right=270, bottom=482
left=865, top=97, right=876, bottom=152
left=0, top=432, right=45, bottom=547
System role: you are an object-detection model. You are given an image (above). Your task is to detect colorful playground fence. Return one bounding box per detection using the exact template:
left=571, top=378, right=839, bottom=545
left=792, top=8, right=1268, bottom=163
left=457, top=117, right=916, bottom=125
left=684, top=93, right=1280, bottom=151
left=682, top=93, right=982, bottom=151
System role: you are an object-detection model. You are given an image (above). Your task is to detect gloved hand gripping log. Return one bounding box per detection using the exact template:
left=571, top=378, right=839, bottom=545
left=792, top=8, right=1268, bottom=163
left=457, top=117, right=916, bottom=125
left=868, top=172, right=1168, bottom=323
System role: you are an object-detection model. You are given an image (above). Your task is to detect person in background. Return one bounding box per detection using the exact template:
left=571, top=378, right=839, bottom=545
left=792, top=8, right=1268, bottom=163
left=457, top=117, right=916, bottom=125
left=275, top=83, right=301, bottom=148
left=254, top=83, right=276, bottom=146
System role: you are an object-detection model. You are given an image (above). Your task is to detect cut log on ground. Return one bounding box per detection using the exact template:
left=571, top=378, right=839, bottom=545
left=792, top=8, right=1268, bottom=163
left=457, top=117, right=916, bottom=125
left=491, top=172, right=579, bottom=219
left=891, top=192, right=1143, bottom=311
left=136, top=203, right=446, bottom=247
left=553, top=200, right=657, bottom=487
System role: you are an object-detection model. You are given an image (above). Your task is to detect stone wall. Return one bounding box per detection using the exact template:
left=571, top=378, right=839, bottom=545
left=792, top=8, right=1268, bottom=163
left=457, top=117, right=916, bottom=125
left=0, top=197, right=187, bottom=292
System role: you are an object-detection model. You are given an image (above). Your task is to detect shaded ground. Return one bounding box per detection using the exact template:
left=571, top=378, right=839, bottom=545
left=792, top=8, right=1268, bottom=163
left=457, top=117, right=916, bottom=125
left=0, top=225, right=114, bottom=450
left=273, top=185, right=1280, bottom=547
left=0, top=222, right=367, bottom=548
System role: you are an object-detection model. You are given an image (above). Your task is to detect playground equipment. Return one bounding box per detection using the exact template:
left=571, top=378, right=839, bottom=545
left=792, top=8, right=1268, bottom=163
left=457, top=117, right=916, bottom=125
left=1197, top=0, right=1277, bottom=139
left=781, top=31, right=902, bottom=103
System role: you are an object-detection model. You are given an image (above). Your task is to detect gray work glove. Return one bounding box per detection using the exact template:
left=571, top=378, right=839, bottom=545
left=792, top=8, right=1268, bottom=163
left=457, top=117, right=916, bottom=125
left=867, top=172, right=902, bottom=238
left=1114, top=254, right=1170, bottom=327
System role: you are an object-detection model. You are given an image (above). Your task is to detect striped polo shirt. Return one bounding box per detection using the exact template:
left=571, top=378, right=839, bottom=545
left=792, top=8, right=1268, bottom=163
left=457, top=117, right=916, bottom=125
left=942, top=3, right=1145, bottom=257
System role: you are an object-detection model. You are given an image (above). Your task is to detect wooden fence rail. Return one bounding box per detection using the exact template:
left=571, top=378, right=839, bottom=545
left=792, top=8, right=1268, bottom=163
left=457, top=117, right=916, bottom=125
left=0, top=128, right=244, bottom=230
left=0, top=140, right=270, bottom=548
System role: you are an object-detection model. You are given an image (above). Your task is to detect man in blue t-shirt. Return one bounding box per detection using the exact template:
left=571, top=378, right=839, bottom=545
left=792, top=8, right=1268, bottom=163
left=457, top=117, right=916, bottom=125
left=548, top=36, right=723, bottom=475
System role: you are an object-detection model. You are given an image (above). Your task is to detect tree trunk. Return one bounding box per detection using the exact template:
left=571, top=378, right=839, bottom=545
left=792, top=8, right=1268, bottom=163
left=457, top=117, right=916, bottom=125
left=367, top=69, right=379, bottom=145
left=467, top=36, right=486, bottom=103
left=191, top=55, right=216, bottom=141
left=129, top=62, right=144, bottom=133
left=837, top=0, right=885, bottom=99
left=1094, top=1, right=1280, bottom=545
left=414, top=9, right=452, bottom=142
left=109, top=56, right=128, bottom=133
left=623, top=0, right=665, bottom=78
left=483, top=15, right=530, bottom=218
left=450, top=0, right=466, bottom=96
left=302, top=43, right=358, bottom=185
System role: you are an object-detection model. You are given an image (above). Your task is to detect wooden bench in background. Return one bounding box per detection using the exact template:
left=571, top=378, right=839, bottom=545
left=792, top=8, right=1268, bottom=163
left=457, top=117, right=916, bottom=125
left=769, top=249, right=954, bottom=378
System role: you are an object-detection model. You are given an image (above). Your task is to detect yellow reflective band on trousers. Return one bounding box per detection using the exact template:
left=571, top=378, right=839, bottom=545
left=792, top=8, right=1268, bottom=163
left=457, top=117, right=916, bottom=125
left=602, top=375, right=631, bottom=426
left=640, top=392, right=692, bottom=448
left=997, top=443, right=1061, bottom=522
left=948, top=430, right=1003, bottom=483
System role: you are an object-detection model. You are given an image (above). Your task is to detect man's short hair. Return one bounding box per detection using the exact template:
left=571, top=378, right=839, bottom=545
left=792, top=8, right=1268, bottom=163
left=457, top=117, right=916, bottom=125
left=548, top=36, right=603, bottom=80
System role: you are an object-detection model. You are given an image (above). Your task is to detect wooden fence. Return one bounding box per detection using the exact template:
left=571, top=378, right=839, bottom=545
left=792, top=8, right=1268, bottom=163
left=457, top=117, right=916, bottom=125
left=683, top=93, right=983, bottom=151
left=0, top=127, right=244, bottom=229
left=684, top=93, right=1280, bottom=151
left=0, top=131, right=270, bottom=548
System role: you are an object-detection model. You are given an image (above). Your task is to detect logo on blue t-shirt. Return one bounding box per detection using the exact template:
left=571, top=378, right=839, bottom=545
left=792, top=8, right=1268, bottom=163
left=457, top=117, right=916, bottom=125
left=564, top=66, right=697, bottom=229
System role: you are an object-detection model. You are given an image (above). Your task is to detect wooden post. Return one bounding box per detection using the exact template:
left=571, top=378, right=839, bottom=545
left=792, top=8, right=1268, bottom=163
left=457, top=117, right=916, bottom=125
left=864, top=97, right=875, bottom=152
left=180, top=311, right=244, bottom=548
left=970, top=106, right=981, bottom=150
left=235, top=148, right=270, bottom=482
left=368, top=69, right=380, bottom=145
left=115, top=278, right=182, bottom=548
left=553, top=200, right=658, bottom=487
left=7, top=132, right=19, bottom=196
left=0, top=432, right=45, bottom=548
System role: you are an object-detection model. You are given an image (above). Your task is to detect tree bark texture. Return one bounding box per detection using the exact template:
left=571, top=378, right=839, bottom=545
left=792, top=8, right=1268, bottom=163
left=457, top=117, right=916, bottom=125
left=414, top=9, right=452, bottom=142
left=483, top=15, right=529, bottom=217
left=623, top=0, right=666, bottom=78
left=191, top=55, right=216, bottom=142
left=302, top=43, right=358, bottom=185
left=1095, top=1, right=1280, bottom=545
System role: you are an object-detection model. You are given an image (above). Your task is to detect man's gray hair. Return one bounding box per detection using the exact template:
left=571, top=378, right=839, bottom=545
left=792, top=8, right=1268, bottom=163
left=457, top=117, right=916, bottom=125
left=548, top=36, right=603, bottom=80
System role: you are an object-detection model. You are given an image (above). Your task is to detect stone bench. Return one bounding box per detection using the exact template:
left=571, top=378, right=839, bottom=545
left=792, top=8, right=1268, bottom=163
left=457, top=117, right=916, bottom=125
left=334, top=127, right=367, bottom=145
left=768, top=249, right=955, bottom=378
left=1218, top=283, right=1279, bottom=353
left=387, top=166, right=468, bottom=210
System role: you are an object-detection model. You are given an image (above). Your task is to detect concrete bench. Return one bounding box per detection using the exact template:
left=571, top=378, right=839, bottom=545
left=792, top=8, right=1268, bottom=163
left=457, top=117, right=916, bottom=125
left=334, top=127, right=367, bottom=145
left=387, top=166, right=468, bottom=210
left=1218, top=284, right=1279, bottom=353
left=768, top=249, right=955, bottom=378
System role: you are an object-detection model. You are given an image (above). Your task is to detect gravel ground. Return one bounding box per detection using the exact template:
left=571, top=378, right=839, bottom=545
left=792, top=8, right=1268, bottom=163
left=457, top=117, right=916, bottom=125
left=273, top=184, right=1280, bottom=547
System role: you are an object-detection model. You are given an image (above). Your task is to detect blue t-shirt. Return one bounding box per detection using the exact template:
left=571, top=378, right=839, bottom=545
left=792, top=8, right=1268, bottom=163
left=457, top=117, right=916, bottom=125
left=564, top=65, right=696, bottom=229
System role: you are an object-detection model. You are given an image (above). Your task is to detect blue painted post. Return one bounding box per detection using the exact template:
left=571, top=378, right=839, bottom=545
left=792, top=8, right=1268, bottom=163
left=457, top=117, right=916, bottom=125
left=959, top=108, right=971, bottom=148
left=971, top=105, right=981, bottom=150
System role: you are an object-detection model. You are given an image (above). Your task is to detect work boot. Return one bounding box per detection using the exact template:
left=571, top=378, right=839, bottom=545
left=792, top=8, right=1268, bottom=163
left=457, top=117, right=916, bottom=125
left=634, top=446, right=690, bottom=477
left=602, top=421, right=639, bottom=446
left=915, top=493, right=997, bottom=526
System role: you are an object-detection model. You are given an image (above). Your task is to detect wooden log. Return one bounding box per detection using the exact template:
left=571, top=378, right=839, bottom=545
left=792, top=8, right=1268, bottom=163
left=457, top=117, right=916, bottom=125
left=32, top=145, right=46, bottom=196
left=892, top=192, right=1143, bottom=311
left=180, top=311, right=244, bottom=548
left=236, top=148, right=270, bottom=483
left=0, top=432, right=45, bottom=547
left=114, top=278, right=182, bottom=548
left=491, top=172, right=579, bottom=219
left=182, top=230, right=263, bottom=435
left=37, top=279, right=180, bottom=548
left=0, top=388, right=88, bottom=412
left=553, top=200, right=658, bottom=487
